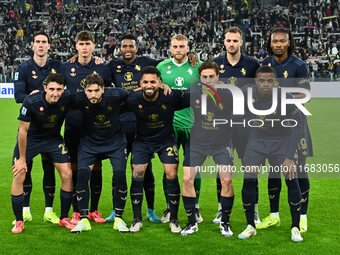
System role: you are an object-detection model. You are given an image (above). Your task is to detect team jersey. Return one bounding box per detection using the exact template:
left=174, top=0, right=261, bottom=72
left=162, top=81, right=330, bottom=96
left=18, top=90, right=72, bottom=140
left=262, top=55, right=310, bottom=89
left=71, top=87, right=128, bottom=152
left=157, top=58, right=200, bottom=128
left=60, top=57, right=111, bottom=128
left=126, top=89, right=190, bottom=144
left=243, top=84, right=302, bottom=159
left=190, top=86, right=233, bottom=147
left=213, top=53, right=259, bottom=88
left=14, top=58, right=61, bottom=103
left=108, top=56, right=158, bottom=122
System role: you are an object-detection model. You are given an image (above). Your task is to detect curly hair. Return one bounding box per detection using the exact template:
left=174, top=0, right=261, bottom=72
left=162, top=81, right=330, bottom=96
left=266, top=27, right=295, bottom=56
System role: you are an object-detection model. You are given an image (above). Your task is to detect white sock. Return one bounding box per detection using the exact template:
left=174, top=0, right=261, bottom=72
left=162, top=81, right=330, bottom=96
left=254, top=203, right=259, bottom=214
left=270, top=212, right=279, bottom=218
left=45, top=207, right=53, bottom=213
left=195, top=204, right=199, bottom=209
left=218, top=203, right=222, bottom=211
left=166, top=203, right=170, bottom=209
left=23, top=207, right=30, bottom=213
left=300, top=214, right=307, bottom=221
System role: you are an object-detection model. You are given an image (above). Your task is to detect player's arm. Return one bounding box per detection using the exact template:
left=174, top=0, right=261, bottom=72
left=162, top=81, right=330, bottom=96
left=14, top=66, right=30, bottom=103
left=13, top=121, right=30, bottom=176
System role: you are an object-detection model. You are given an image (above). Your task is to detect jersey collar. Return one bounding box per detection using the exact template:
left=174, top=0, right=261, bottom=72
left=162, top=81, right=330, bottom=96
left=76, top=57, right=95, bottom=68
left=224, top=53, right=245, bottom=67
left=271, top=54, right=292, bottom=68
left=32, top=57, right=51, bottom=70
left=171, top=58, right=188, bottom=67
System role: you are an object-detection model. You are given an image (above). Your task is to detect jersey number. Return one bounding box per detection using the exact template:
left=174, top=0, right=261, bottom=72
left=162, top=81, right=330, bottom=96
left=167, top=146, right=179, bottom=157
left=58, top=144, right=68, bottom=155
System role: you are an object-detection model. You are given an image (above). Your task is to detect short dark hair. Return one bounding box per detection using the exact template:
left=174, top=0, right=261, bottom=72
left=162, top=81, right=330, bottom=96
left=266, top=27, right=295, bottom=55
left=33, top=30, right=50, bottom=43
left=44, top=73, right=65, bottom=86
left=198, top=60, right=219, bottom=75
left=84, top=73, right=104, bottom=88
left=121, top=34, right=137, bottom=42
left=255, top=66, right=277, bottom=78
left=141, top=66, right=161, bottom=79
left=75, top=30, right=94, bottom=43
left=225, top=26, right=243, bottom=37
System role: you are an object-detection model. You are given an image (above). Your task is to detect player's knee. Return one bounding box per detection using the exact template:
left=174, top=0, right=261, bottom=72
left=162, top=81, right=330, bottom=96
left=60, top=168, right=73, bottom=183
left=13, top=171, right=26, bottom=184
left=220, top=177, right=233, bottom=188
left=183, top=175, right=194, bottom=187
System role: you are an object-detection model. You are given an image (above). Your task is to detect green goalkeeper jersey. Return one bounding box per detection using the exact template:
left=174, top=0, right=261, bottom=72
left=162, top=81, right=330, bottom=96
left=157, top=58, right=200, bottom=128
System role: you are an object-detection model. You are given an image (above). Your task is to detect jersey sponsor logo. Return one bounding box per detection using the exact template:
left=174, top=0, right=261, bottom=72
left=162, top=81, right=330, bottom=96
left=283, top=71, right=288, bottom=78
left=39, top=107, right=44, bottom=111
left=124, top=72, right=133, bottom=81
left=241, top=68, right=246, bottom=76
left=135, top=65, right=141, bottom=71
left=32, top=70, right=38, bottom=79
left=15, top=72, right=19, bottom=81
left=228, top=76, right=237, bottom=86
left=21, top=107, right=27, bottom=115
left=175, top=76, right=184, bottom=87
left=188, top=68, right=193, bottom=75
left=70, top=67, right=76, bottom=77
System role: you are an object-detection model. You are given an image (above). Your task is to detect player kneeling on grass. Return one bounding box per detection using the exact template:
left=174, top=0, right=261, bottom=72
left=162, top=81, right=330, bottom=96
left=181, top=61, right=235, bottom=236
left=126, top=66, right=189, bottom=233
left=11, top=73, right=75, bottom=233
left=238, top=66, right=303, bottom=242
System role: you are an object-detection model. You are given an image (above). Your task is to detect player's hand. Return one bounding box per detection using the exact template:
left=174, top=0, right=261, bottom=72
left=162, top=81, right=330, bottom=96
left=12, top=159, right=27, bottom=177
left=188, top=53, right=198, bottom=67
left=30, top=90, right=40, bottom=95
left=68, top=54, right=77, bottom=63
left=162, top=84, right=172, bottom=95
left=282, top=158, right=296, bottom=180
left=94, top=56, right=104, bottom=65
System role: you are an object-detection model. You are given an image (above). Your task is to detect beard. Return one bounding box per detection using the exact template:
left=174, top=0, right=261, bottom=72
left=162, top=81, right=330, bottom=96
left=143, top=88, right=158, bottom=100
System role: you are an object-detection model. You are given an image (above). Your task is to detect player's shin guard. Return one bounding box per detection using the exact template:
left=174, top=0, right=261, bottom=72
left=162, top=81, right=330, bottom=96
left=182, top=196, right=196, bottom=224
left=12, top=194, right=24, bottom=221
left=76, top=167, right=91, bottom=213
left=166, top=178, right=180, bottom=220
left=60, top=189, right=72, bottom=219
left=242, top=174, right=257, bottom=227
left=90, top=170, right=102, bottom=212
left=221, top=196, right=234, bottom=224
left=194, top=173, right=201, bottom=204
left=111, top=175, right=115, bottom=210
left=297, top=164, right=309, bottom=215
left=143, top=163, right=155, bottom=210
left=114, top=171, right=127, bottom=218
left=72, top=170, right=79, bottom=212
left=130, top=178, right=144, bottom=220
left=285, top=178, right=302, bottom=229
left=42, top=159, right=55, bottom=208
left=23, top=161, right=33, bottom=207
left=268, top=170, right=282, bottom=213
left=216, top=174, right=222, bottom=203
left=162, top=173, right=168, bottom=205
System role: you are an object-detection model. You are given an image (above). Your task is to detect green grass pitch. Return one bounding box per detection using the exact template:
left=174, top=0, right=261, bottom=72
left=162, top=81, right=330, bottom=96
left=0, top=98, right=339, bottom=255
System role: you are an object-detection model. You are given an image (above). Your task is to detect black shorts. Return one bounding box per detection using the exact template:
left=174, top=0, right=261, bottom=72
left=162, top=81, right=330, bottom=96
left=78, top=145, right=127, bottom=172
left=232, top=125, right=250, bottom=160
left=64, top=127, right=81, bottom=163
left=297, top=120, right=313, bottom=159
left=131, top=139, right=179, bottom=165
left=121, top=121, right=137, bottom=155
left=244, top=138, right=297, bottom=166
left=12, top=136, right=70, bottom=165
left=183, top=141, right=234, bottom=167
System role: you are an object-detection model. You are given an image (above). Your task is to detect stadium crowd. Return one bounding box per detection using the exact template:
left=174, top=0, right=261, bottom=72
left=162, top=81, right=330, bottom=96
left=0, top=0, right=339, bottom=82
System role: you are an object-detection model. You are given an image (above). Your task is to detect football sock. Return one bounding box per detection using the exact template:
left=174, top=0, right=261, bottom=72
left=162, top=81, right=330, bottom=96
left=111, top=174, right=115, bottom=210
left=45, top=207, right=53, bottom=213
left=42, top=159, right=55, bottom=208
left=72, top=170, right=79, bottom=212
left=130, top=177, right=144, bottom=220
left=285, top=177, right=302, bottom=229
left=167, top=178, right=180, bottom=220
left=242, top=173, right=257, bottom=228
left=297, top=164, right=310, bottom=215
left=221, top=195, right=234, bottom=224
left=114, top=171, right=127, bottom=218
left=194, top=172, right=201, bottom=204
left=182, top=196, right=196, bottom=224
left=60, top=189, right=72, bottom=219
left=216, top=175, right=222, bottom=203
left=23, top=160, right=33, bottom=207
left=255, top=178, right=259, bottom=204
left=76, top=167, right=91, bottom=211
left=143, top=163, right=155, bottom=210
left=90, top=170, right=102, bottom=212
left=268, top=171, right=282, bottom=213
left=12, top=194, right=24, bottom=221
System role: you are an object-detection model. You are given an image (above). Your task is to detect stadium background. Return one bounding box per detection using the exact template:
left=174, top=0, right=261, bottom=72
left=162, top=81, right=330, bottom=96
left=0, top=0, right=339, bottom=254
